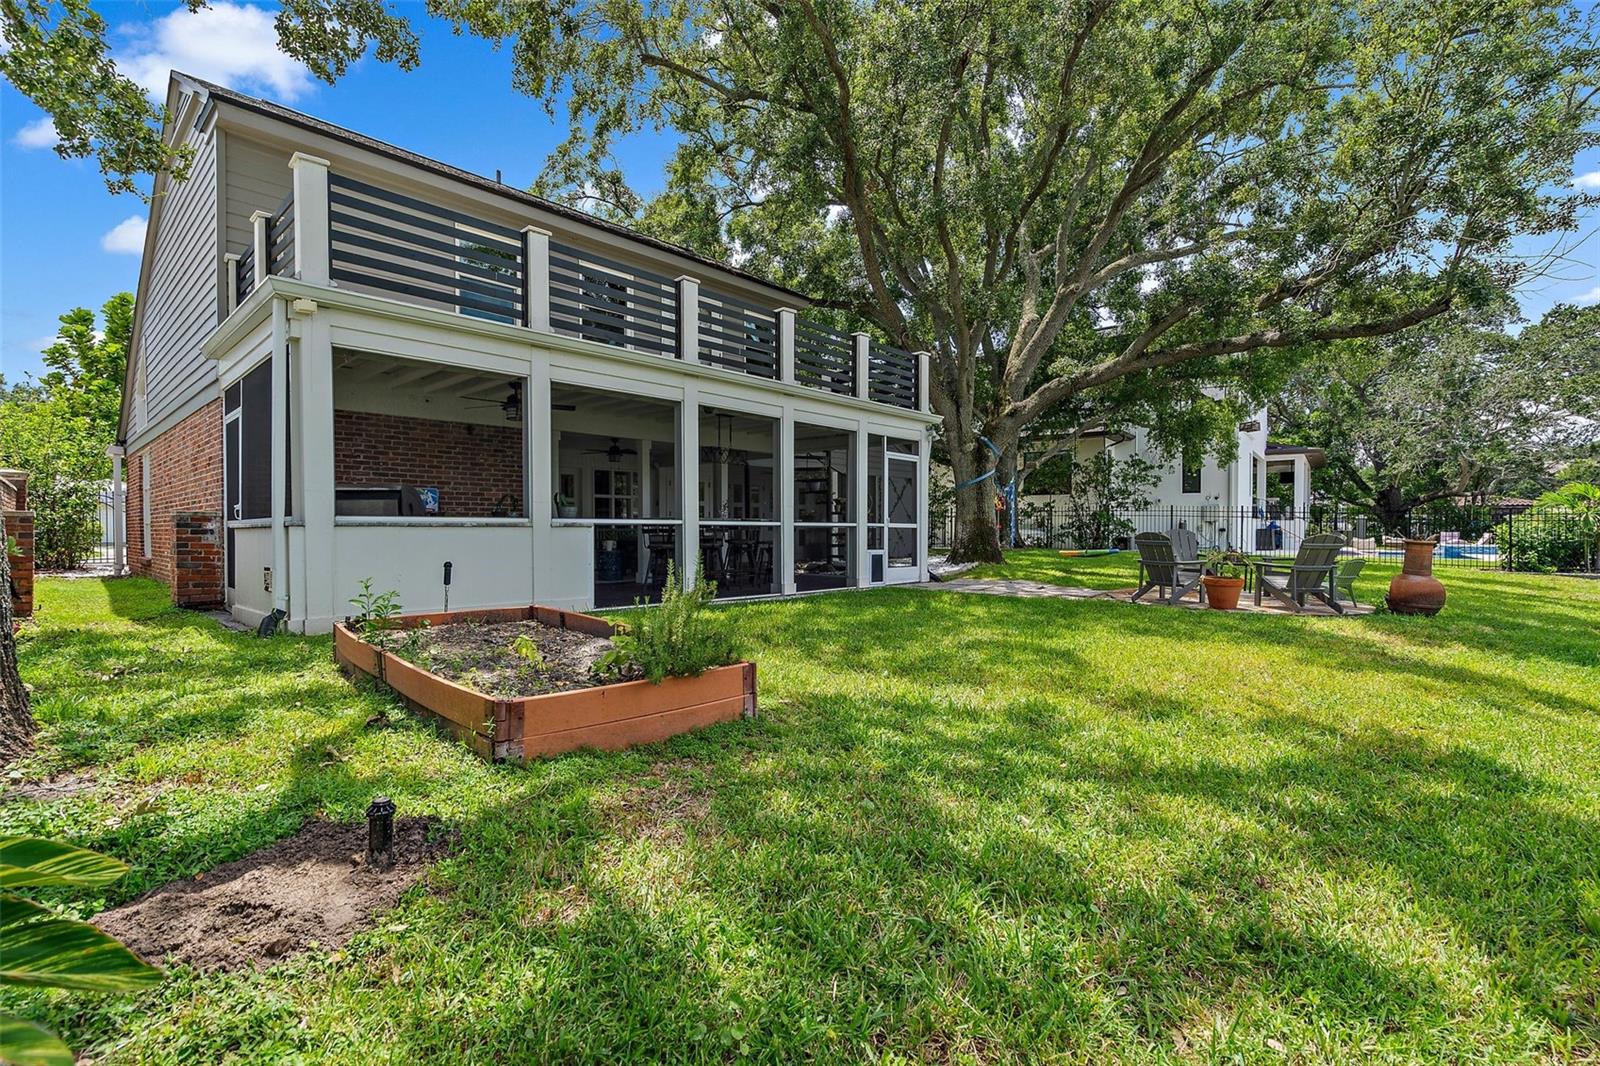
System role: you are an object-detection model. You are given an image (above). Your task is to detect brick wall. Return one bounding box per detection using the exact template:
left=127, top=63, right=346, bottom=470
left=0, top=470, right=26, bottom=511
left=334, top=409, right=523, bottom=517
left=172, top=511, right=223, bottom=607
left=4, top=510, right=34, bottom=619
left=127, top=400, right=223, bottom=590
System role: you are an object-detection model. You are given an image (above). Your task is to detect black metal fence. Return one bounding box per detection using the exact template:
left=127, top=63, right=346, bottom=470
left=931, top=501, right=1599, bottom=573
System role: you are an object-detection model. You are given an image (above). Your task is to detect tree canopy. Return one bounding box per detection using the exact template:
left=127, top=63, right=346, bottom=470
left=1269, top=302, right=1600, bottom=527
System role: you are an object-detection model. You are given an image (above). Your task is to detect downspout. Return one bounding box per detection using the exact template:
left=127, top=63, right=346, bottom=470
left=270, top=295, right=290, bottom=618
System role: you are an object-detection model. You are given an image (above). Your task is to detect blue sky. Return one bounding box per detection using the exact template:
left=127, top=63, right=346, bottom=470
left=2, top=1, right=1597, bottom=385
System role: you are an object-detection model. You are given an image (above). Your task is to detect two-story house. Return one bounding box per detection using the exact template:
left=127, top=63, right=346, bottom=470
left=118, top=73, right=936, bottom=634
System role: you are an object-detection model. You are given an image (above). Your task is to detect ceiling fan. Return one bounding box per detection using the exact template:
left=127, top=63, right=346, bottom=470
left=584, top=438, right=638, bottom=464
left=461, top=381, right=524, bottom=421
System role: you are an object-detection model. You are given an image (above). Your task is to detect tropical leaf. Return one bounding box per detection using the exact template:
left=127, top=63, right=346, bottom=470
left=0, top=1013, right=74, bottom=1066
left=0, top=893, right=160, bottom=993
left=0, top=836, right=129, bottom=889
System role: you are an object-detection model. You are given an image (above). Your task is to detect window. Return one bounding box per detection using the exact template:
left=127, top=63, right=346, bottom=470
left=1181, top=450, right=1201, bottom=494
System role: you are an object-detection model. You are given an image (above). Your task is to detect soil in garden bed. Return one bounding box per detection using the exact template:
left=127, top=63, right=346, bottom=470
left=95, top=816, right=453, bottom=972
left=390, top=619, right=633, bottom=697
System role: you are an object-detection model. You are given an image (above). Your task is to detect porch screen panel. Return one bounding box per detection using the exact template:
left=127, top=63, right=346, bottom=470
left=793, top=424, right=854, bottom=590
left=239, top=361, right=273, bottom=520
left=700, top=407, right=779, bottom=598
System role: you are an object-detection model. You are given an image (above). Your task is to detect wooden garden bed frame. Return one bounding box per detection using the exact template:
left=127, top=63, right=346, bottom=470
left=332, top=605, right=756, bottom=761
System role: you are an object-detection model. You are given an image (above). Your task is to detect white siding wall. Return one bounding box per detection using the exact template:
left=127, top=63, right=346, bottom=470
left=139, top=116, right=221, bottom=429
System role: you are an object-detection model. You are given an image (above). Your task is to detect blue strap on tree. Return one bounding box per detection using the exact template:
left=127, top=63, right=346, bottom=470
left=956, top=436, right=1018, bottom=547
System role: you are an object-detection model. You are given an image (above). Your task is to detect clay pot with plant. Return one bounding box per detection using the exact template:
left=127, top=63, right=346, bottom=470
left=1201, top=549, right=1250, bottom=611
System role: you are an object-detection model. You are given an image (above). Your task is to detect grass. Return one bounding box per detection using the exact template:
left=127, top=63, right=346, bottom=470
left=3, top=557, right=1598, bottom=1064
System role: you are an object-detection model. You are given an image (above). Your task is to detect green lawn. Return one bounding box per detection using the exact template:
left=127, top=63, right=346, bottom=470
left=4, top=558, right=1599, bottom=1063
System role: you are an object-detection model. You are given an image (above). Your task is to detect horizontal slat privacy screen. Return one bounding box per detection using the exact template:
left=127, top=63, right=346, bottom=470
left=699, top=287, right=777, bottom=378
left=794, top=318, right=856, bottom=396
left=328, top=173, right=523, bottom=323
left=548, top=241, right=679, bottom=357
left=227, top=172, right=925, bottom=409
left=267, top=193, right=295, bottom=277
left=868, top=340, right=918, bottom=407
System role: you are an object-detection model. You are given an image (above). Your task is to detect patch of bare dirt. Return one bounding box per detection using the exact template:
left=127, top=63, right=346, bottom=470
left=1, top=771, right=98, bottom=804
left=392, top=620, right=633, bottom=698
left=96, top=817, right=453, bottom=972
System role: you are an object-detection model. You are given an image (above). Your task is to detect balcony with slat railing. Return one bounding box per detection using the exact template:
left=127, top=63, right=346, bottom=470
left=227, top=162, right=927, bottom=413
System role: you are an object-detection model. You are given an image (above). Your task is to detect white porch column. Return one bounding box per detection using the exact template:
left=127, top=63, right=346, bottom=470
left=106, top=446, right=125, bottom=576
left=676, top=276, right=701, bottom=363
left=223, top=252, right=240, bottom=313
left=269, top=298, right=290, bottom=616
left=778, top=410, right=795, bottom=594
left=775, top=308, right=797, bottom=385
left=852, top=332, right=870, bottom=401
left=527, top=359, right=552, bottom=604
left=917, top=431, right=931, bottom=581
left=852, top=418, right=869, bottom=587
left=522, top=226, right=551, bottom=332
left=250, top=211, right=271, bottom=287
left=680, top=381, right=700, bottom=588
left=288, top=153, right=331, bottom=285
left=293, top=302, right=336, bottom=632
left=916, top=351, right=931, bottom=414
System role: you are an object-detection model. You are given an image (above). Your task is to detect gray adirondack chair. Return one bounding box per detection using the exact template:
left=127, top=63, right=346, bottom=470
left=1334, top=557, right=1365, bottom=606
left=1167, top=526, right=1201, bottom=563
left=1252, top=533, right=1347, bottom=613
left=1133, top=532, right=1207, bottom=605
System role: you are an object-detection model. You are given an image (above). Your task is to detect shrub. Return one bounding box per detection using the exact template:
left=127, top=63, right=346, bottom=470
left=597, top=563, right=739, bottom=683
left=1492, top=515, right=1591, bottom=572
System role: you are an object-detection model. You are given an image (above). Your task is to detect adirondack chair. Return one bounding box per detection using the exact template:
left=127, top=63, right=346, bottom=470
left=1334, top=557, right=1365, bottom=607
left=1166, top=526, right=1201, bottom=563
left=1133, top=532, right=1207, bottom=605
left=1252, top=533, right=1347, bottom=613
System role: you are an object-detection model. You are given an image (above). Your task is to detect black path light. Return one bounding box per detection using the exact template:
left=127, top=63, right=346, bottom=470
left=366, top=796, right=396, bottom=870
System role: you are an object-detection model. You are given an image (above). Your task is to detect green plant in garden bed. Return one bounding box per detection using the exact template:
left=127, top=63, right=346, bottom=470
left=597, top=563, right=739, bottom=683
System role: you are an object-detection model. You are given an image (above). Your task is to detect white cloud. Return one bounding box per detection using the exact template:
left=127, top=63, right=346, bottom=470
left=1574, top=284, right=1600, bottom=306
left=1574, top=171, right=1600, bottom=191
left=115, top=2, right=313, bottom=101
left=12, top=117, right=58, bottom=149
left=101, top=216, right=148, bottom=255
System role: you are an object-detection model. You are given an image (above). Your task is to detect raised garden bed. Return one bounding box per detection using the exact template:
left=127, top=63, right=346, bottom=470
left=333, top=605, right=756, bottom=761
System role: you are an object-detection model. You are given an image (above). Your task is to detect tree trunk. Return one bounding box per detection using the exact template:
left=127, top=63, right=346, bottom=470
left=947, top=438, right=998, bottom=563
left=0, top=513, right=36, bottom=766
left=1373, top=485, right=1412, bottom=535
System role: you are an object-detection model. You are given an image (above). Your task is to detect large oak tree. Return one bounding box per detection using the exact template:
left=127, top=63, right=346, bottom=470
left=6, top=0, right=1597, bottom=561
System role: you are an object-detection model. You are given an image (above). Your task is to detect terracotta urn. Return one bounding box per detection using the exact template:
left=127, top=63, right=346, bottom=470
left=1386, top=538, right=1446, bottom=616
left=1202, top=575, right=1245, bottom=611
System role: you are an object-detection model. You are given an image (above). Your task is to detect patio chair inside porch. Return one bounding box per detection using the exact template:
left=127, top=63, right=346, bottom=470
left=1133, top=532, right=1206, bottom=605
left=1252, top=533, right=1347, bottom=613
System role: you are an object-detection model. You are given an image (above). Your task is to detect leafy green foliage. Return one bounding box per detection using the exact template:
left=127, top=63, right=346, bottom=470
left=596, top=563, right=738, bottom=683
left=1202, top=548, right=1251, bottom=580
left=509, top=633, right=545, bottom=672
left=0, top=293, right=132, bottom=569
left=347, top=579, right=402, bottom=648
left=1272, top=303, right=1600, bottom=527
left=0, top=835, right=159, bottom=1066
left=0, top=0, right=190, bottom=198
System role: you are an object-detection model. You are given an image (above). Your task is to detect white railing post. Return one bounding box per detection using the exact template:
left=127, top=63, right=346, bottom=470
left=676, top=276, right=701, bottom=363
left=250, top=211, right=271, bottom=287
left=775, top=308, right=797, bottom=384
left=916, top=350, right=931, bottom=413
left=522, top=226, right=551, bottom=332
left=852, top=332, right=870, bottom=401
left=223, top=252, right=240, bottom=312
left=288, top=152, right=331, bottom=285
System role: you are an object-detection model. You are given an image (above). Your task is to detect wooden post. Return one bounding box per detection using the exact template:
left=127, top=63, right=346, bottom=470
left=915, top=351, right=931, bottom=413
left=288, top=153, right=331, bottom=285
left=224, top=252, right=241, bottom=312
left=250, top=211, right=271, bottom=287
left=676, top=276, right=701, bottom=363
left=852, top=333, right=870, bottom=401
left=775, top=308, right=797, bottom=384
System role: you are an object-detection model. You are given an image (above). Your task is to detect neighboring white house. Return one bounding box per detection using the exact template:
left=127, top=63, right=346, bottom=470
left=118, top=73, right=937, bottom=634
left=1022, top=407, right=1325, bottom=552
